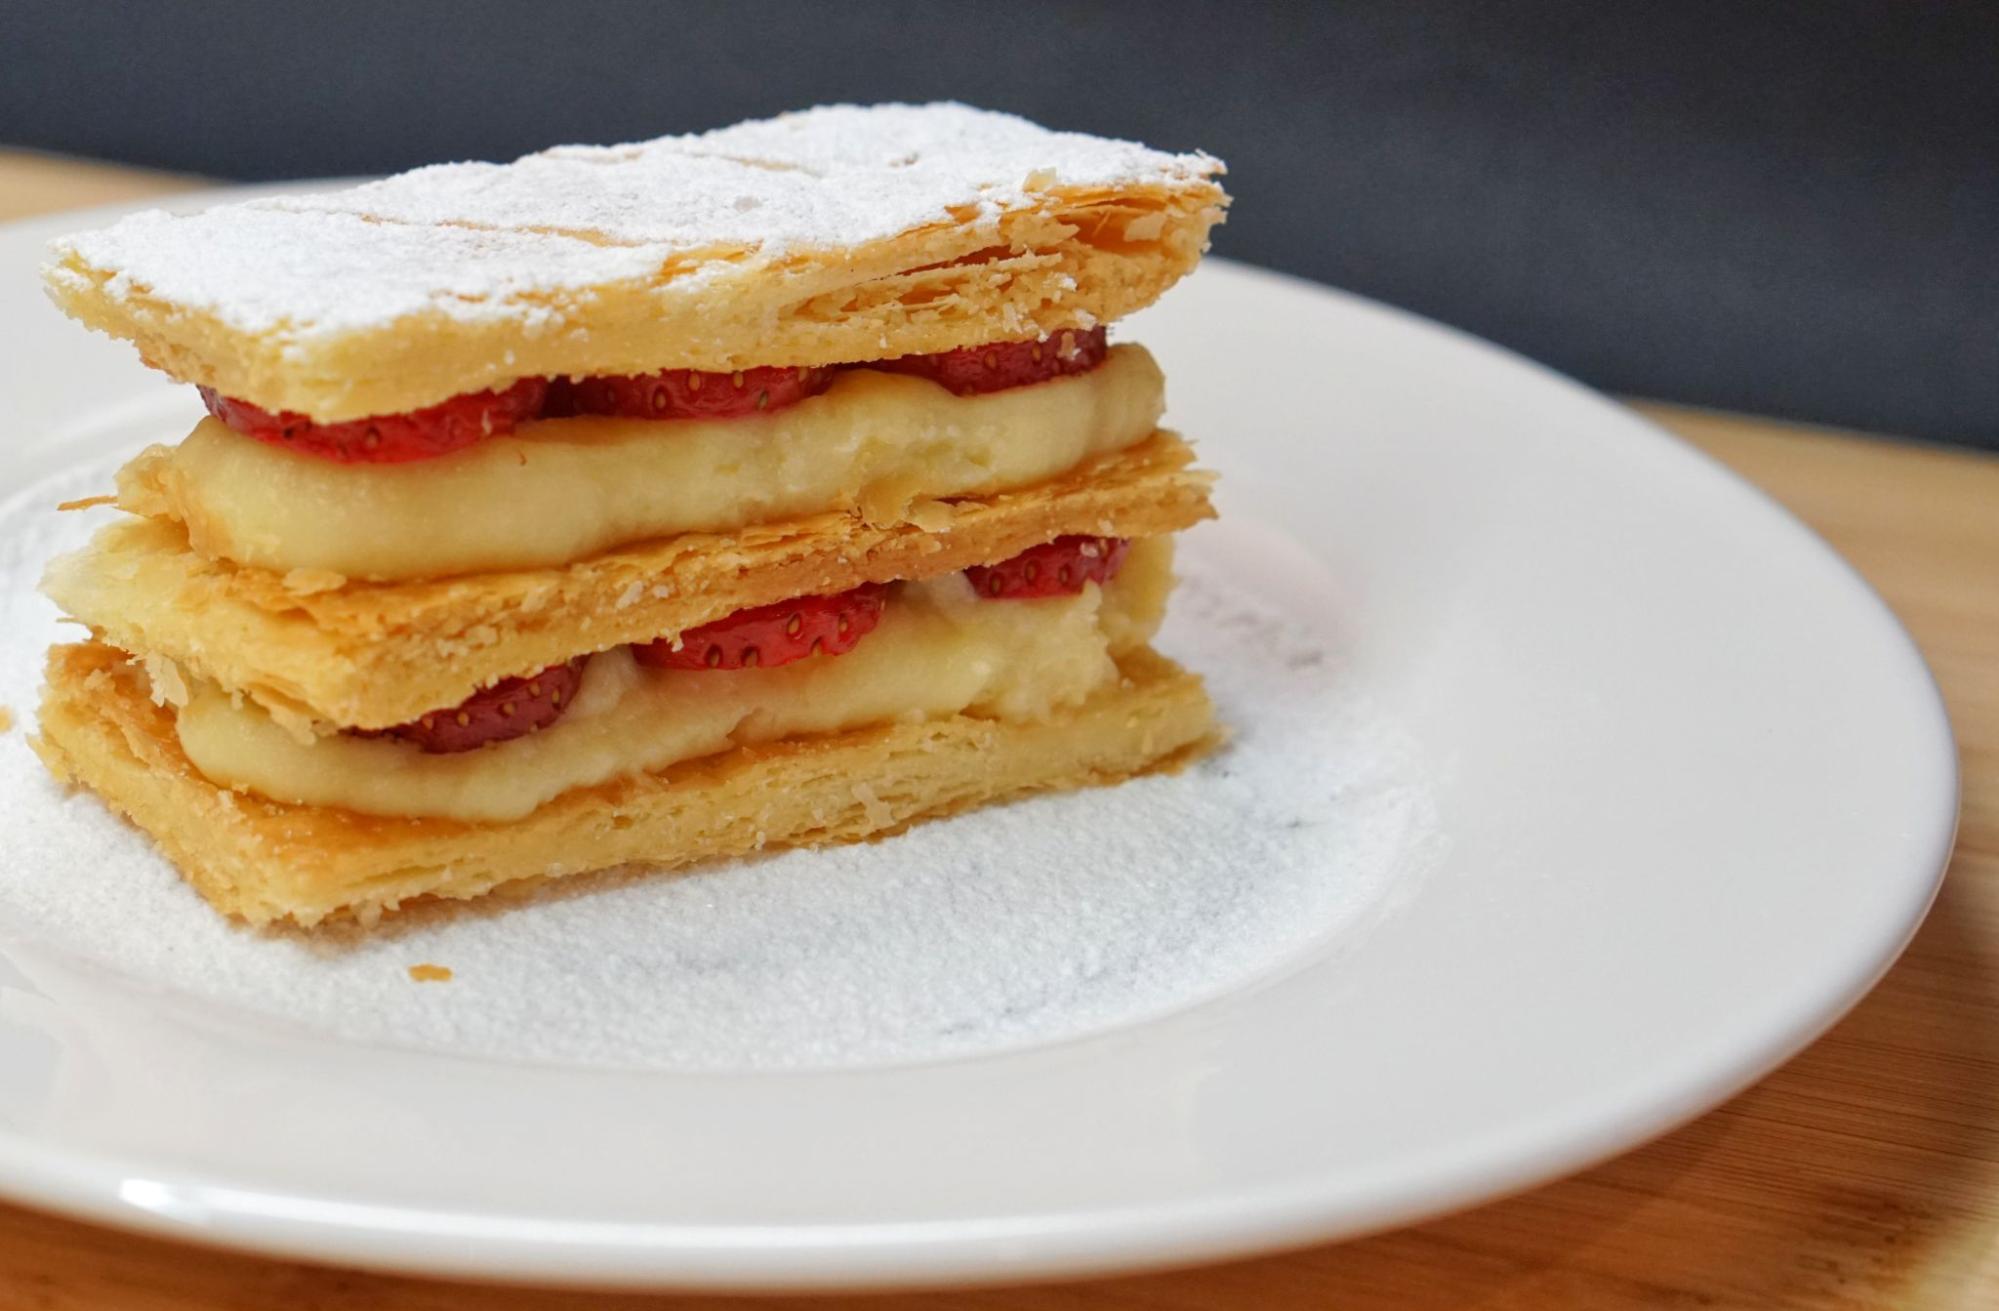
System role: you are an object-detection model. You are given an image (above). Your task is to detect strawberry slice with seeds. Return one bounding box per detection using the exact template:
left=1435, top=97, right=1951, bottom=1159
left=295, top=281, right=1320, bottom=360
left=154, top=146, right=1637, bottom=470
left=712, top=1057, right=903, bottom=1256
left=366, top=660, right=585, bottom=753
left=967, top=536, right=1130, bottom=600
left=634, top=584, right=888, bottom=671
left=200, top=378, right=549, bottom=464
left=876, top=326, right=1108, bottom=396
left=556, top=364, right=835, bottom=421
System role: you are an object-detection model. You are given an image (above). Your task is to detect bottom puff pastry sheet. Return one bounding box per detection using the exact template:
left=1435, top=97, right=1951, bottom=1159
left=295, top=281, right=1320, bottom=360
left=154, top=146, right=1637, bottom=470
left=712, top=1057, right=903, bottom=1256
left=34, top=640, right=1219, bottom=928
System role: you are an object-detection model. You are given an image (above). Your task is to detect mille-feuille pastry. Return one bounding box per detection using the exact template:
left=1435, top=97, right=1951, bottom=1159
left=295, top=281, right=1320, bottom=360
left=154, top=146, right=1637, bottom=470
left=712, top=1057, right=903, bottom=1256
left=32, top=102, right=1229, bottom=926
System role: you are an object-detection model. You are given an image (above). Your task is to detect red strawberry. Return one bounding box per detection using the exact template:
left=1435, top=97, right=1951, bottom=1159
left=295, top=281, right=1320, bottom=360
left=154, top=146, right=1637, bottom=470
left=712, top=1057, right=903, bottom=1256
left=366, top=660, right=585, bottom=753
left=634, top=584, right=888, bottom=671
left=876, top=326, right=1108, bottom=396
left=200, top=378, right=549, bottom=464
left=556, top=364, right=835, bottom=421
left=966, top=536, right=1130, bottom=600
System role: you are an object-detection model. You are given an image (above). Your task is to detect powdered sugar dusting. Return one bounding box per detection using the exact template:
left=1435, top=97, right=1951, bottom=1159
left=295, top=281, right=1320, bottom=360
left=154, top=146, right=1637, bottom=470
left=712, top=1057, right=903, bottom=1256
left=51, top=208, right=665, bottom=340
left=0, top=450, right=1436, bottom=1073
left=47, top=103, right=1224, bottom=339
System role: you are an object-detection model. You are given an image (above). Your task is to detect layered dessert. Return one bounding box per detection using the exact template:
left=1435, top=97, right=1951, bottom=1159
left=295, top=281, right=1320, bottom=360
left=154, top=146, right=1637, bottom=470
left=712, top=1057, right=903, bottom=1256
left=31, top=103, right=1229, bottom=926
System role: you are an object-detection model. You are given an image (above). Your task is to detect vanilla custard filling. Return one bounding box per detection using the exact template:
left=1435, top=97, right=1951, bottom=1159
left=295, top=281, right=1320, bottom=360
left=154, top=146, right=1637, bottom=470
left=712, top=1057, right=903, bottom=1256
left=175, top=539, right=1174, bottom=822
left=119, top=346, right=1166, bottom=582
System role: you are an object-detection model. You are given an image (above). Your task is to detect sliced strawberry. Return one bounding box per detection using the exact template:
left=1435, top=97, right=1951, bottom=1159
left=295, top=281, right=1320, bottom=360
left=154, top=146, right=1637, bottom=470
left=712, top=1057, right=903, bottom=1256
left=967, top=536, right=1130, bottom=600
left=365, top=660, right=585, bottom=753
left=634, top=585, right=888, bottom=671
left=876, top=326, right=1109, bottom=396
left=556, top=364, right=835, bottom=421
left=200, top=378, right=549, bottom=464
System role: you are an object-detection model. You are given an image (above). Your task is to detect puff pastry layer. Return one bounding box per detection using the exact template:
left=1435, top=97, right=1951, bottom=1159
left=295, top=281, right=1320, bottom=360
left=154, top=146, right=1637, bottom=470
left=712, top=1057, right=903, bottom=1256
left=46, top=432, right=1213, bottom=732
left=35, top=641, right=1217, bottom=927
left=44, top=104, right=1227, bottom=420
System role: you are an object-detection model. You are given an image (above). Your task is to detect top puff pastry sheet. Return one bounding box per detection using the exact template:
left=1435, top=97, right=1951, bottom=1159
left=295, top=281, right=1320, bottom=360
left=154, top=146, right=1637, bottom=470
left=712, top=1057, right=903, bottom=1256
left=43, top=103, right=1228, bottom=421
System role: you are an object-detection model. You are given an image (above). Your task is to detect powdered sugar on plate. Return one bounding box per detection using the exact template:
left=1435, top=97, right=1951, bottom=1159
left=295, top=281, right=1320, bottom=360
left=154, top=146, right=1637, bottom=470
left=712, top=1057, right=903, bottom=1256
left=0, top=444, right=1438, bottom=1073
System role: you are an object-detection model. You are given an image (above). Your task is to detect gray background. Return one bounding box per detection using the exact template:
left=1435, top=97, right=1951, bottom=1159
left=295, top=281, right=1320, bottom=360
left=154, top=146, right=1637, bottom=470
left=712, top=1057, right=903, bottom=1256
left=4, top=0, right=1993, bottom=448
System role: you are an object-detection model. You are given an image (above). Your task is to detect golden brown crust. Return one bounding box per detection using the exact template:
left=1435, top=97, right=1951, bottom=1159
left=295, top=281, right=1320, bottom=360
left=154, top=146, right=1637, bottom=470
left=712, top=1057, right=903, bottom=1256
left=46, top=433, right=1214, bottom=730
left=46, top=191, right=1223, bottom=422
left=36, top=640, right=1219, bottom=928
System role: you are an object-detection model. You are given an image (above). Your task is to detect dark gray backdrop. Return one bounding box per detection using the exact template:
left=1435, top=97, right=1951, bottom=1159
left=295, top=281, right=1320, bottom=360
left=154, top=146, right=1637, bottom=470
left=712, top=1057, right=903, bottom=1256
left=5, top=0, right=1994, bottom=448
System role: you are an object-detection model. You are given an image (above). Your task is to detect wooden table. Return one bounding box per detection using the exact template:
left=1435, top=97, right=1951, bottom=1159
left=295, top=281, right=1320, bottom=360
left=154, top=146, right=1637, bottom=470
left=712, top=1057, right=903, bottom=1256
left=3, top=151, right=1996, bottom=1310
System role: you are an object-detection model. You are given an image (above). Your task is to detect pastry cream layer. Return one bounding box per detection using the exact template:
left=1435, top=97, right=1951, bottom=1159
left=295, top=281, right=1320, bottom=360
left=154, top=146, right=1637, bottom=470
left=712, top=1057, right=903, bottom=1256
left=175, top=538, right=1174, bottom=822
left=119, top=345, right=1165, bottom=582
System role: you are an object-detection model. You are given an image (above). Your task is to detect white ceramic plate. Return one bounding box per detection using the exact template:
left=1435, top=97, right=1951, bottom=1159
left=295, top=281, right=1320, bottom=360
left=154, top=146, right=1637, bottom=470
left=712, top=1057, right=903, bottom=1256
left=0, top=188, right=1957, bottom=1290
